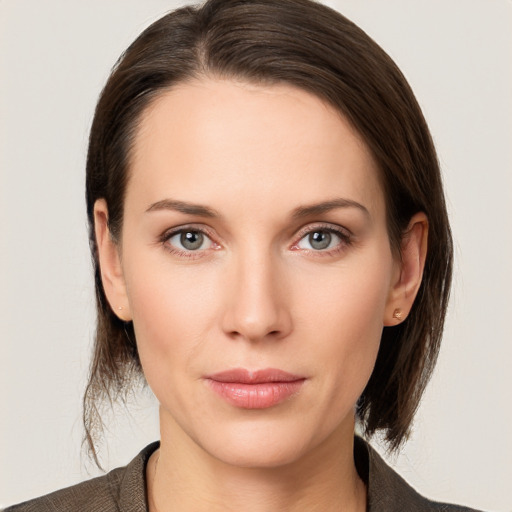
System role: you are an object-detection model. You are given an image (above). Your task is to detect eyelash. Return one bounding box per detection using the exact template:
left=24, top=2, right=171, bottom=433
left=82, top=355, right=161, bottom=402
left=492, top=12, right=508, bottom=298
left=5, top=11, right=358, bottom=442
left=291, top=223, right=352, bottom=256
left=159, top=223, right=352, bottom=259
left=159, top=224, right=220, bottom=260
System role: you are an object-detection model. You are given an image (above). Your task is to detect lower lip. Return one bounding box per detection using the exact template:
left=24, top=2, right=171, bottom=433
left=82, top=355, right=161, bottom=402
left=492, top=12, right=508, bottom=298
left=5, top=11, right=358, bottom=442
left=206, top=380, right=305, bottom=409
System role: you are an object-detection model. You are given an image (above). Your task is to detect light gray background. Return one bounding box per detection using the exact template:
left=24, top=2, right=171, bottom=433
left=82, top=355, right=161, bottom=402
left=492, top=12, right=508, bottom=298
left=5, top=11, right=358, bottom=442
left=1, top=1, right=511, bottom=510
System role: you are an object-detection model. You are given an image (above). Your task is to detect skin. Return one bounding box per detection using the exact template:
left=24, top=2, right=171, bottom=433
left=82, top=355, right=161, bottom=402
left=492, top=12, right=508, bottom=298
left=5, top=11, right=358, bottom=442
left=95, top=78, right=427, bottom=512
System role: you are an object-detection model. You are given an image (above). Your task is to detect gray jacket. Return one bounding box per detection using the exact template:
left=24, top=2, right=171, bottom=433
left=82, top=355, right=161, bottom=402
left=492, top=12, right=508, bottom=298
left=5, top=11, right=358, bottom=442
left=4, top=438, right=482, bottom=511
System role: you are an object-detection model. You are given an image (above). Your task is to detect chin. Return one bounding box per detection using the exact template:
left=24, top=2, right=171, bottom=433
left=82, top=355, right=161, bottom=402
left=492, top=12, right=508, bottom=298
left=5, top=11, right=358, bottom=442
left=211, top=440, right=308, bottom=469
left=198, top=419, right=319, bottom=469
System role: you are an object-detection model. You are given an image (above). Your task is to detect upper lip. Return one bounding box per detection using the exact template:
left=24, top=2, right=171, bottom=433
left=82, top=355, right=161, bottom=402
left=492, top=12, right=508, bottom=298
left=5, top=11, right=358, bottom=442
left=206, top=368, right=304, bottom=384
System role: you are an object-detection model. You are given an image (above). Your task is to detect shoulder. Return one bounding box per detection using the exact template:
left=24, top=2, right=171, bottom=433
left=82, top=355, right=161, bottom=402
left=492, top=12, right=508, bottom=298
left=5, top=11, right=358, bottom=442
left=355, top=437, right=484, bottom=512
left=3, top=442, right=159, bottom=512
left=3, top=469, right=125, bottom=512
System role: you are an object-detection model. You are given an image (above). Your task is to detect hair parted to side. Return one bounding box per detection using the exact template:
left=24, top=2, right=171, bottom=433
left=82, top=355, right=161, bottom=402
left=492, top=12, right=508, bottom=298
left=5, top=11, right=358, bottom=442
left=84, top=0, right=453, bottom=465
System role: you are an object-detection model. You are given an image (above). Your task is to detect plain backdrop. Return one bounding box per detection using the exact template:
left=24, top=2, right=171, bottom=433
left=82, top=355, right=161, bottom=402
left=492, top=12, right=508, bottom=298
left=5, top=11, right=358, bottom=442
left=1, top=1, right=511, bottom=510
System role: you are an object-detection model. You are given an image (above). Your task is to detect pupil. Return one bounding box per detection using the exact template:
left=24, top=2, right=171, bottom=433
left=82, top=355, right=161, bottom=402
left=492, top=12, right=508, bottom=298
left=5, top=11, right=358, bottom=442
left=181, top=231, right=203, bottom=250
left=309, top=231, right=331, bottom=250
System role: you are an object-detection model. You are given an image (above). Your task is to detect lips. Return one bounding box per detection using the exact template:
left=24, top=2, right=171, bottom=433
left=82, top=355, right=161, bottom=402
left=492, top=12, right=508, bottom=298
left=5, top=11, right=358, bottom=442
left=205, top=368, right=305, bottom=409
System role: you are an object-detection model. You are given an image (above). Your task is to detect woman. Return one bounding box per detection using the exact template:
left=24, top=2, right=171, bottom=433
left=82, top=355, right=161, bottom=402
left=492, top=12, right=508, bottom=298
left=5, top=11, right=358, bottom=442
left=4, top=0, right=487, bottom=510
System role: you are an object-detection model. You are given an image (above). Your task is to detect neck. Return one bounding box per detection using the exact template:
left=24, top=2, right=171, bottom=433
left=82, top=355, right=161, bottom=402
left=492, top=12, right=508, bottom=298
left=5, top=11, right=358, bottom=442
left=147, top=412, right=366, bottom=512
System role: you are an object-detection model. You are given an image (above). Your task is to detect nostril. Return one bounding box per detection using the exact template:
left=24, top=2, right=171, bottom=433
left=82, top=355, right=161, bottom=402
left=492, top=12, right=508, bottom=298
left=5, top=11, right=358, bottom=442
left=226, top=329, right=282, bottom=342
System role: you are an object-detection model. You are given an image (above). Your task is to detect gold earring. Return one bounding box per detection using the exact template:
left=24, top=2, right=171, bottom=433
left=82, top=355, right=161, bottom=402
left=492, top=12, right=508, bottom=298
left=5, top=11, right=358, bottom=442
left=392, top=308, right=403, bottom=321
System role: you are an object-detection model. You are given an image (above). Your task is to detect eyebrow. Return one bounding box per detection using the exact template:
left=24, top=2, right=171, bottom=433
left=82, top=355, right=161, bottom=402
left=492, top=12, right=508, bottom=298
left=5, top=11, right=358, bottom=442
left=145, top=197, right=369, bottom=219
left=291, top=198, right=370, bottom=219
left=145, top=199, right=219, bottom=217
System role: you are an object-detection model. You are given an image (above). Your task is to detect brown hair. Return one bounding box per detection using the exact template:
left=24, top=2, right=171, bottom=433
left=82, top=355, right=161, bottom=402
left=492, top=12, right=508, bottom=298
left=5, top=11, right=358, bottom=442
left=84, top=0, right=452, bottom=463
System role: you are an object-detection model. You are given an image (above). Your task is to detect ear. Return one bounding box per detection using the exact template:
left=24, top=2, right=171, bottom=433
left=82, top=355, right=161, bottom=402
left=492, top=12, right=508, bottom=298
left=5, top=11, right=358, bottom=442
left=94, top=199, right=132, bottom=322
left=384, top=212, right=428, bottom=326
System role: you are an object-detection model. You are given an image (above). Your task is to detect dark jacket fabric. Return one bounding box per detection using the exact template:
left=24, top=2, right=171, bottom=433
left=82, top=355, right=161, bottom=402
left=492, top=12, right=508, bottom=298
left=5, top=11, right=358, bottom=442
left=4, top=438, right=482, bottom=511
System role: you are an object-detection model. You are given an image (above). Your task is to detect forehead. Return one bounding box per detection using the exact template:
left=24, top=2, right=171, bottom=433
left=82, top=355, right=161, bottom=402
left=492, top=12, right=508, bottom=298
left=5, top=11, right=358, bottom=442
left=127, top=78, right=384, bottom=219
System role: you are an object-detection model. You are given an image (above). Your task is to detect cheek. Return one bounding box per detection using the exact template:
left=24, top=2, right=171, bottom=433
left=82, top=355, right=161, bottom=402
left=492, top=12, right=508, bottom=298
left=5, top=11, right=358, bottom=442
left=121, top=232, right=394, bottom=414
left=304, top=286, right=383, bottom=378
left=123, top=257, right=221, bottom=385
left=296, top=247, right=392, bottom=337
left=293, top=250, right=393, bottom=391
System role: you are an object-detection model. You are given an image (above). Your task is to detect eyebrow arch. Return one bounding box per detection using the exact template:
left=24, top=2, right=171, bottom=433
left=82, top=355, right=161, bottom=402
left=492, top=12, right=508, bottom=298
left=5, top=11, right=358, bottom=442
left=145, top=199, right=219, bottom=218
left=146, top=197, right=369, bottom=219
left=292, top=198, right=370, bottom=219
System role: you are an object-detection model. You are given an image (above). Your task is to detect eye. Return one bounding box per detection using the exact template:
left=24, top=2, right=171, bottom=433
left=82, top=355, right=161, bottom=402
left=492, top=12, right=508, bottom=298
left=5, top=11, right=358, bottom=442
left=294, top=226, right=350, bottom=252
left=165, top=229, right=215, bottom=252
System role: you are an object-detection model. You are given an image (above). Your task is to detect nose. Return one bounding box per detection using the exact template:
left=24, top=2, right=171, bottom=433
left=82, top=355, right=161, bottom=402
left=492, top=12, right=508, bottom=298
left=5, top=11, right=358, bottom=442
left=221, top=250, right=293, bottom=343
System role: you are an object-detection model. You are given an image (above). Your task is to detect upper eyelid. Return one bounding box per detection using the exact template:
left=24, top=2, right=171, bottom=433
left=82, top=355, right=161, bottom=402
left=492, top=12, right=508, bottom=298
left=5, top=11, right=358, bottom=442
left=158, top=224, right=219, bottom=251
left=294, top=222, right=351, bottom=239
left=290, top=223, right=352, bottom=253
left=161, top=223, right=216, bottom=239
left=160, top=225, right=219, bottom=257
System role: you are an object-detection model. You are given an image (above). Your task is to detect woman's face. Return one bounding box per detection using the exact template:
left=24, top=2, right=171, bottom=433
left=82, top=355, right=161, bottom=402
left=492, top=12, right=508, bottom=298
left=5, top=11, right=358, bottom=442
left=101, top=78, right=404, bottom=468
